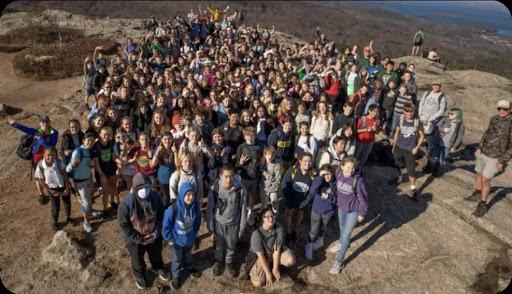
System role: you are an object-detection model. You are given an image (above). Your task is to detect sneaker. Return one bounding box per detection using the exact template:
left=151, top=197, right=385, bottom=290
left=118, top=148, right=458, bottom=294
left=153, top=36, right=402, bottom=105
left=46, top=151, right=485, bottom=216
left=95, top=211, right=107, bottom=221
left=65, top=218, right=73, bottom=226
left=91, top=210, right=102, bottom=217
left=170, top=277, right=180, bottom=290
left=83, top=222, right=92, bottom=233
left=226, top=262, right=237, bottom=278
left=247, top=209, right=255, bottom=226
left=304, top=242, right=313, bottom=261
left=271, top=201, right=279, bottom=214
left=52, top=223, right=59, bottom=232
left=135, top=276, right=147, bottom=289
left=110, top=201, right=118, bottom=211
left=155, top=268, right=171, bottom=281
left=464, top=190, right=481, bottom=202
left=328, top=240, right=341, bottom=253
left=212, top=261, right=223, bottom=277
left=409, top=188, right=419, bottom=201
left=329, top=260, right=345, bottom=274
left=185, top=267, right=201, bottom=278
left=312, top=236, right=325, bottom=251
left=38, top=195, right=45, bottom=205
left=473, top=201, right=488, bottom=217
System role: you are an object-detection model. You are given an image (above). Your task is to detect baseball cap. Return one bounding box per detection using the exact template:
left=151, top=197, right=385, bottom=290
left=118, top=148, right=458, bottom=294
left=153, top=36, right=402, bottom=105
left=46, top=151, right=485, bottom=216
left=497, top=100, right=511, bottom=109
left=39, top=115, right=50, bottom=123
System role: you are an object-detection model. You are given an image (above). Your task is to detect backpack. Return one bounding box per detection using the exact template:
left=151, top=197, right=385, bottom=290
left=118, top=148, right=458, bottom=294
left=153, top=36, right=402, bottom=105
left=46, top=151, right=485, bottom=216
left=17, top=134, right=38, bottom=160
left=315, top=146, right=334, bottom=167
left=414, top=33, right=423, bottom=44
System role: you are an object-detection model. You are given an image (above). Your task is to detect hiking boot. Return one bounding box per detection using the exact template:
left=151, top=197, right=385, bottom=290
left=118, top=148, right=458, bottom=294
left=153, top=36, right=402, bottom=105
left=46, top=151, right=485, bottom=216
left=38, top=195, right=45, bottom=205
left=95, top=211, right=107, bottom=221
left=83, top=222, right=92, bottom=233
left=135, top=276, right=148, bottom=289
left=185, top=267, right=201, bottom=279
left=52, top=223, right=59, bottom=232
left=464, top=190, right=481, bottom=202
left=329, top=260, right=345, bottom=274
left=212, top=261, right=223, bottom=277
left=65, top=218, right=73, bottom=226
left=312, top=236, right=325, bottom=251
left=91, top=209, right=102, bottom=217
left=304, top=242, right=313, bottom=261
left=226, top=262, right=237, bottom=278
left=409, top=188, right=420, bottom=201
left=110, top=201, right=118, bottom=211
left=170, top=277, right=180, bottom=290
left=155, top=268, right=171, bottom=281
left=473, top=201, right=488, bottom=217
left=432, top=162, right=442, bottom=177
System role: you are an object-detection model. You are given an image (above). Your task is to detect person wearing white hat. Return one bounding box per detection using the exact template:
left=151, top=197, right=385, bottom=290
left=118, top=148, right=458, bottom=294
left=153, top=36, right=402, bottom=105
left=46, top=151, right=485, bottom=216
left=467, top=99, right=512, bottom=217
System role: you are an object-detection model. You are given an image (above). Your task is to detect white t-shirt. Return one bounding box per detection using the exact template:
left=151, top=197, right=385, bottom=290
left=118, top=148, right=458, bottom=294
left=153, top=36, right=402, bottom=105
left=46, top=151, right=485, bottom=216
left=34, top=159, right=66, bottom=189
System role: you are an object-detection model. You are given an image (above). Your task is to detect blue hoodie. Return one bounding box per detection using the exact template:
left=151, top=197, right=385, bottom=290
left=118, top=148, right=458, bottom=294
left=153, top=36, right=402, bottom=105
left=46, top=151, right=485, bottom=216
left=162, top=183, right=201, bottom=247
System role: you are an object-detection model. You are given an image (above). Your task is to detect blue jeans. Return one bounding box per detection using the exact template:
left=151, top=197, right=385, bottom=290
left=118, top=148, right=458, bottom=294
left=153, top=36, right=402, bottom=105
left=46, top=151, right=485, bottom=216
left=429, top=144, right=450, bottom=165
left=170, top=243, right=194, bottom=278
left=336, top=210, right=359, bottom=263
left=390, top=113, right=401, bottom=137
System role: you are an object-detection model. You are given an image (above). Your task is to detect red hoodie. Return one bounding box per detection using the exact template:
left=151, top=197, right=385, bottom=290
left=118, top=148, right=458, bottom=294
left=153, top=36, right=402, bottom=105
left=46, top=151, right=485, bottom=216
left=324, top=75, right=341, bottom=97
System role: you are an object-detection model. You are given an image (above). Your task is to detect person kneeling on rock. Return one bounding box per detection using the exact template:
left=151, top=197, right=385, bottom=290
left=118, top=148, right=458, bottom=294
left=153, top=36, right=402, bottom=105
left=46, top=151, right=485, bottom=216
left=242, top=206, right=295, bottom=287
left=118, top=173, right=170, bottom=290
left=162, top=183, right=202, bottom=290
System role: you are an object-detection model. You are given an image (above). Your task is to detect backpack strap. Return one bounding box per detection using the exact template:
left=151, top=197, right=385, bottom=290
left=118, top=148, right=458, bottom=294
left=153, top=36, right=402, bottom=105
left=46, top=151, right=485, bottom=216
left=352, top=175, right=359, bottom=194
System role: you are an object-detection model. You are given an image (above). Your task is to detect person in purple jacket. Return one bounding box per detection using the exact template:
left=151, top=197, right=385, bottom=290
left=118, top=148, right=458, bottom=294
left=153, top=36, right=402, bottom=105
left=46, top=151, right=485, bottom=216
left=330, top=156, right=368, bottom=274
left=300, top=164, right=337, bottom=261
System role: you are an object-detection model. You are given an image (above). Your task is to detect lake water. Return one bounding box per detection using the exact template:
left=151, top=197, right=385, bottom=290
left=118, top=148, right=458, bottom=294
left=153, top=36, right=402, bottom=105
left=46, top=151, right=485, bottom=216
left=365, top=1, right=512, bottom=36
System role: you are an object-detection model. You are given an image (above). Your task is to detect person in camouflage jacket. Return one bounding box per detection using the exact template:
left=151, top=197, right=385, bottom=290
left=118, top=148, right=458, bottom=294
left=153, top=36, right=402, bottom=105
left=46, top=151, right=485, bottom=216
left=467, top=100, right=512, bottom=217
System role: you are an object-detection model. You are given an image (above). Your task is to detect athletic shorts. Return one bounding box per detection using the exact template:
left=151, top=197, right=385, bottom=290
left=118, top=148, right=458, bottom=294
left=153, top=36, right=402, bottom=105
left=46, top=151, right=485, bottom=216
left=475, top=153, right=499, bottom=179
left=393, top=146, right=416, bottom=178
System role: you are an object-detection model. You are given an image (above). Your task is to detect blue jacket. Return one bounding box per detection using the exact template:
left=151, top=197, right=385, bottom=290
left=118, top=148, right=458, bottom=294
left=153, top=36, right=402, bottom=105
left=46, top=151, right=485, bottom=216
left=13, top=123, right=58, bottom=154
left=162, top=183, right=201, bottom=247
left=299, top=175, right=337, bottom=214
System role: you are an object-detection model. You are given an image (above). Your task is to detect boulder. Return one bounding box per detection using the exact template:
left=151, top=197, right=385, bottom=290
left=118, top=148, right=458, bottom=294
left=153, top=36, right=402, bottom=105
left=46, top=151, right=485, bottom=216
left=81, top=260, right=109, bottom=288
left=41, top=230, right=91, bottom=271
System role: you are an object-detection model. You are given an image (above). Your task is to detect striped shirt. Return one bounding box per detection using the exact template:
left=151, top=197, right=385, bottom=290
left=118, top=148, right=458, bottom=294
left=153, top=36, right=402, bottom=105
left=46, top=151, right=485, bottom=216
left=394, top=94, right=414, bottom=116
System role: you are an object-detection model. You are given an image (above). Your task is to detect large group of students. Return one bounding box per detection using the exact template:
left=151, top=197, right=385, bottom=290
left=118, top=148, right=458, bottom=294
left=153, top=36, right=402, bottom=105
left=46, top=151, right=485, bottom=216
left=7, top=5, right=512, bottom=291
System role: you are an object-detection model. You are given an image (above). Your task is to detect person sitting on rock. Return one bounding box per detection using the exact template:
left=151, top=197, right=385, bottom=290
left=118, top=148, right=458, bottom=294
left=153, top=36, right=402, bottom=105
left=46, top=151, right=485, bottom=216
left=466, top=100, right=512, bottom=217
left=244, top=206, right=296, bottom=287
left=118, top=173, right=170, bottom=289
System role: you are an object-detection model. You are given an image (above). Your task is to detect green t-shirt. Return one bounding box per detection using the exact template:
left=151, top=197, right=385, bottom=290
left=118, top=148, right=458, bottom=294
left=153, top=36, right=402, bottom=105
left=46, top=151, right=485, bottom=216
left=414, top=31, right=425, bottom=43
left=377, top=71, right=398, bottom=85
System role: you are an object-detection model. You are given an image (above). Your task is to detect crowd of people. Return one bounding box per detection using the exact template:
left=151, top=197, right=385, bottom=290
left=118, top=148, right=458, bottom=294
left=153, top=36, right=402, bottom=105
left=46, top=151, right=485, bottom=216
left=7, top=5, right=512, bottom=291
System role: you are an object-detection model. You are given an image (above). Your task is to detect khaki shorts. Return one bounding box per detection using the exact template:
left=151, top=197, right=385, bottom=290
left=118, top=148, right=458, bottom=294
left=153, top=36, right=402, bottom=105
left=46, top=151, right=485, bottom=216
left=250, top=248, right=295, bottom=286
left=475, top=153, right=499, bottom=179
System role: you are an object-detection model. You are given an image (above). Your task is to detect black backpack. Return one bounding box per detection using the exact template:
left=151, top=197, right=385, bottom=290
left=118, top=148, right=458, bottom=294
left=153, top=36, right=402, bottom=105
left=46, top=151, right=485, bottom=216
left=16, top=134, right=37, bottom=160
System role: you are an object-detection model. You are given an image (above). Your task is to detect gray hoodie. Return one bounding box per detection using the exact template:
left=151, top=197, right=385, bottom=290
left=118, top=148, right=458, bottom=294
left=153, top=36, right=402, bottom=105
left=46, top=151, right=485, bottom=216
left=207, top=175, right=247, bottom=233
left=419, top=90, right=446, bottom=123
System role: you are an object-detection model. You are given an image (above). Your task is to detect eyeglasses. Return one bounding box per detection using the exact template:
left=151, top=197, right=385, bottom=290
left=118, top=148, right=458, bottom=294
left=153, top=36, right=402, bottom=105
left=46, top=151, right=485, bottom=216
left=497, top=107, right=509, bottom=111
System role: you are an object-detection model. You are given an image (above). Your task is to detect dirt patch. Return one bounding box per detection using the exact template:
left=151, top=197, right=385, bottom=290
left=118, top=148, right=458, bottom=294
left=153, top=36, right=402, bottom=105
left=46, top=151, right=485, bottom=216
left=0, top=25, right=118, bottom=80
left=473, top=245, right=512, bottom=293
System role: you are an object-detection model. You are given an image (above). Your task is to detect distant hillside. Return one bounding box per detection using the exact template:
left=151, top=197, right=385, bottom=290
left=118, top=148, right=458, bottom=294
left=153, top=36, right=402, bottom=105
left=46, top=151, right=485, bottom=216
left=6, top=0, right=512, bottom=80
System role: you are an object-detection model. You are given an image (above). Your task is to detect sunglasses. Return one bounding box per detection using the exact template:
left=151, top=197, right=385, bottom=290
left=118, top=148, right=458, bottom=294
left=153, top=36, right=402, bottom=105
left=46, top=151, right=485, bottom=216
left=497, top=107, right=509, bottom=111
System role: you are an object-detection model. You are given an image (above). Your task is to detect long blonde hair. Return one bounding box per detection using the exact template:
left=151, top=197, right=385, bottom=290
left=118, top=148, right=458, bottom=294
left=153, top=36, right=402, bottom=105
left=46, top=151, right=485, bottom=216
left=314, top=101, right=333, bottom=120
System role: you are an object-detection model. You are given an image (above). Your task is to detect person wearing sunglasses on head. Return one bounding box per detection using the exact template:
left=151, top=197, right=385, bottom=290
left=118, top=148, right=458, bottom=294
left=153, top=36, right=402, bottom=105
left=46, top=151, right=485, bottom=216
left=468, top=100, right=512, bottom=217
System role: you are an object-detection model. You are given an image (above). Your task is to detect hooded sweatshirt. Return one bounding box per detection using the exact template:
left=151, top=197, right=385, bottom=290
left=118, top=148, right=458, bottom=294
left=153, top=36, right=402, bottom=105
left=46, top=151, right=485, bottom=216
left=206, top=175, right=247, bottom=233
left=162, top=183, right=201, bottom=247
left=118, top=174, right=164, bottom=245
left=299, top=175, right=337, bottom=214
left=335, top=170, right=368, bottom=216
left=267, top=126, right=294, bottom=163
